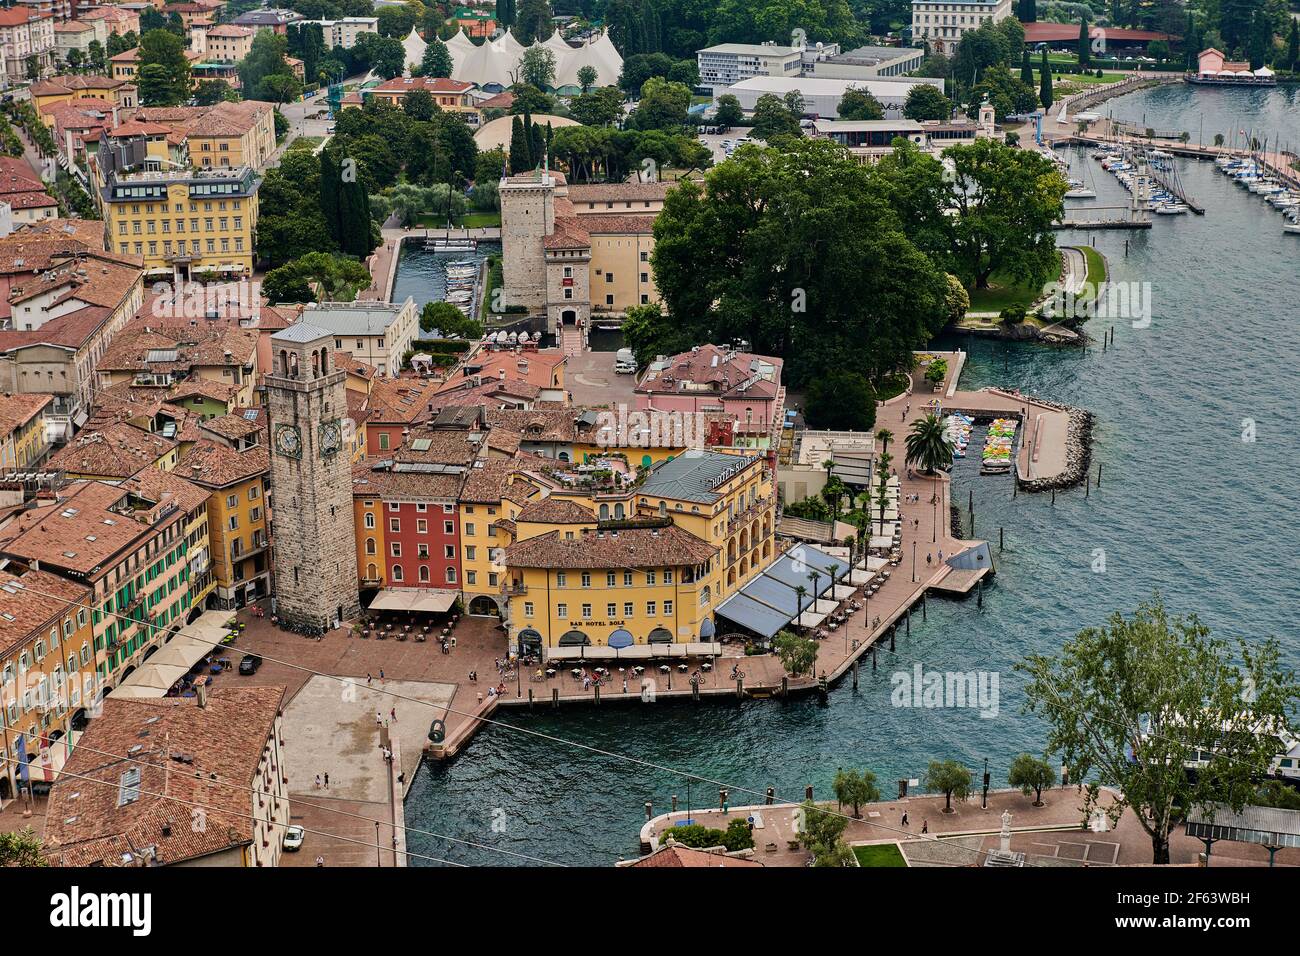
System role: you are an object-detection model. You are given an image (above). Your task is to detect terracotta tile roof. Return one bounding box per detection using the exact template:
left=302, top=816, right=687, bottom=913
left=197, top=411, right=262, bottom=442
left=438, top=347, right=566, bottom=395
left=566, top=182, right=672, bottom=204
left=0, top=234, right=96, bottom=275
left=48, top=421, right=176, bottom=478
left=391, top=427, right=482, bottom=468
left=12, top=219, right=105, bottom=248
left=184, top=100, right=271, bottom=138
left=205, top=24, right=253, bottom=37
left=96, top=324, right=257, bottom=374
left=42, top=687, right=285, bottom=867
left=0, top=391, right=52, bottom=436
left=477, top=91, right=515, bottom=110
left=636, top=344, right=782, bottom=402
left=485, top=407, right=598, bottom=445
left=31, top=75, right=125, bottom=96
left=107, top=119, right=173, bottom=138
left=515, top=497, right=593, bottom=524
left=0, top=305, right=113, bottom=353
left=580, top=213, right=657, bottom=235
left=178, top=438, right=268, bottom=488
left=7, top=251, right=143, bottom=312
left=0, top=191, right=57, bottom=211
left=628, top=844, right=763, bottom=867
left=370, top=76, right=473, bottom=94
left=542, top=215, right=589, bottom=250
left=0, top=567, right=89, bottom=658
left=366, top=377, right=437, bottom=425
left=503, top=524, right=716, bottom=570
left=459, top=458, right=523, bottom=503
left=0, top=479, right=195, bottom=577
left=0, top=9, right=51, bottom=26
left=119, top=466, right=209, bottom=515
left=350, top=460, right=464, bottom=501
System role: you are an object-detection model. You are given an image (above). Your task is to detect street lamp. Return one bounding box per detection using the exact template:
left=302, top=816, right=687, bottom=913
left=912, top=540, right=917, bottom=582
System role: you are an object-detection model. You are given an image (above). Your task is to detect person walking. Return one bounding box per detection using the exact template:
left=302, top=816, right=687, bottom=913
left=314, top=773, right=321, bottom=789
left=324, top=772, right=329, bottom=790
left=921, top=819, right=928, bottom=834
left=901, top=811, right=909, bottom=828
left=390, top=707, right=396, bottom=723
left=375, top=710, right=383, bottom=727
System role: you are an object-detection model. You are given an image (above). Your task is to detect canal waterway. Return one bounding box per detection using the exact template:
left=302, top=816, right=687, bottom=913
left=403, top=84, right=1300, bottom=867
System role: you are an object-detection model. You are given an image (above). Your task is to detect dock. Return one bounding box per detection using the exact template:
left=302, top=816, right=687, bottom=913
left=1053, top=217, right=1152, bottom=230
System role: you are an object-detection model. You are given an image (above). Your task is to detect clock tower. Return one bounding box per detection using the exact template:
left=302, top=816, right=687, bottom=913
left=265, top=323, right=359, bottom=632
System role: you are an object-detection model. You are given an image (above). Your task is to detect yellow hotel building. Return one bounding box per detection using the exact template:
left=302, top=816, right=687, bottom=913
left=96, top=135, right=260, bottom=278
left=499, top=450, right=774, bottom=657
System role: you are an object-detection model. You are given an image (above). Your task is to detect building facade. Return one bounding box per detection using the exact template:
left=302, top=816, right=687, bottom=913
left=910, top=0, right=1013, bottom=55
left=265, top=324, right=360, bottom=631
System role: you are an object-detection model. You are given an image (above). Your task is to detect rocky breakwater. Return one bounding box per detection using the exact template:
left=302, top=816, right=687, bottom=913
left=1017, top=399, right=1096, bottom=493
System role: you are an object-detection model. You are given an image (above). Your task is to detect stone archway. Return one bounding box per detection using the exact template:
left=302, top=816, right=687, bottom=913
left=468, top=595, right=500, bottom=617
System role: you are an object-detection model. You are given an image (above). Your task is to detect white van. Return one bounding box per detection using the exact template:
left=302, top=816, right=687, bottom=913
left=614, top=348, right=637, bottom=374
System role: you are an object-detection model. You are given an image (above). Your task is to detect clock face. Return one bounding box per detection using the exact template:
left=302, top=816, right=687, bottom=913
left=275, top=424, right=302, bottom=459
left=319, top=419, right=342, bottom=456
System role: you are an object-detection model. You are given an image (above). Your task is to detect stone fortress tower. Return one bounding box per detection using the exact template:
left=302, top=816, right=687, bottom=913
left=265, top=323, right=360, bottom=631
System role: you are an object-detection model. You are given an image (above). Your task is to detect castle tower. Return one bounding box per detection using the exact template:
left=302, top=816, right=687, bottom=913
left=265, top=323, right=359, bottom=631
left=499, top=169, right=556, bottom=310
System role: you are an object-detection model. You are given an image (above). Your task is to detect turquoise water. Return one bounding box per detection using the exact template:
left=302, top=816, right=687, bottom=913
left=403, top=85, right=1300, bottom=867
left=389, top=241, right=501, bottom=313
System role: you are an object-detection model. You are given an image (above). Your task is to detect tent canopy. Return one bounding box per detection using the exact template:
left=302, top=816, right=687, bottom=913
left=716, top=544, right=849, bottom=638
left=368, top=588, right=457, bottom=613
left=111, top=610, right=232, bottom=700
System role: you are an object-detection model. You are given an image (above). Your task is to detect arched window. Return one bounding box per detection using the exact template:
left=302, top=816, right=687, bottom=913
left=365, top=538, right=376, bottom=555
left=391, top=565, right=404, bottom=581
left=418, top=565, right=430, bottom=582
left=699, top=585, right=711, bottom=606
left=279, top=349, right=289, bottom=375
left=614, top=503, right=625, bottom=519
left=599, top=503, right=610, bottom=520
left=366, top=563, right=377, bottom=579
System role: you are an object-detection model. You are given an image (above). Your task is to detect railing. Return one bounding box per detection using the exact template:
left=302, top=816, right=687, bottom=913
left=500, top=582, right=528, bottom=596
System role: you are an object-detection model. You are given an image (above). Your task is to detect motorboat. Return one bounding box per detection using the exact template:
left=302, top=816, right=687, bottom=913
left=1153, top=202, right=1189, bottom=214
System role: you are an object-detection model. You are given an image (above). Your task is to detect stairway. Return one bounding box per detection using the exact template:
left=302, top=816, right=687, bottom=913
left=560, top=324, right=585, bottom=357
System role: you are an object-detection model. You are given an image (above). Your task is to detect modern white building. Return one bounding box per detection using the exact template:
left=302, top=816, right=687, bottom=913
left=810, top=116, right=987, bottom=162
left=300, top=299, right=419, bottom=377
left=720, top=75, right=945, bottom=119
left=911, top=0, right=1013, bottom=55
left=298, top=16, right=379, bottom=49
left=697, top=42, right=804, bottom=92
left=811, top=45, right=925, bottom=80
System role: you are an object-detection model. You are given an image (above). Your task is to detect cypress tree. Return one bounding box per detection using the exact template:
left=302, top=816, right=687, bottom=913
left=508, top=115, right=530, bottom=173
left=1021, top=48, right=1034, bottom=86
left=529, top=120, right=544, bottom=168
left=1040, top=48, right=1053, bottom=110
left=1023, top=0, right=1036, bottom=23
left=1078, top=16, right=1091, bottom=68
left=319, top=148, right=341, bottom=245
left=1288, top=20, right=1298, bottom=72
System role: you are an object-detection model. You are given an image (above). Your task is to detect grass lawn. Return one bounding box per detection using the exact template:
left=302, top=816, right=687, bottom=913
left=965, top=251, right=1062, bottom=315
left=873, top=372, right=910, bottom=402
left=416, top=211, right=501, bottom=228
left=853, top=843, right=907, bottom=867
left=286, top=136, right=323, bottom=151
left=1078, top=244, right=1107, bottom=299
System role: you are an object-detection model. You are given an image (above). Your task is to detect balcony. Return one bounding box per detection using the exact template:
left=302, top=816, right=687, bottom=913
left=500, top=582, right=528, bottom=596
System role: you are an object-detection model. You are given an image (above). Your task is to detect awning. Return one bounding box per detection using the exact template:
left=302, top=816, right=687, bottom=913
left=608, top=628, right=634, bottom=649
left=544, top=642, right=721, bottom=662
left=111, top=610, right=232, bottom=700
left=699, top=618, right=715, bottom=639
left=831, top=584, right=855, bottom=599
left=796, top=610, right=828, bottom=628
left=518, top=627, right=543, bottom=647
left=869, top=536, right=895, bottom=550
left=647, top=627, right=673, bottom=644
left=849, top=569, right=874, bottom=585
left=367, top=588, right=458, bottom=613
left=715, top=544, right=849, bottom=638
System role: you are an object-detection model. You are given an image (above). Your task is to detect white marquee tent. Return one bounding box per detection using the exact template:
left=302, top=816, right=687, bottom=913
left=446, top=28, right=623, bottom=90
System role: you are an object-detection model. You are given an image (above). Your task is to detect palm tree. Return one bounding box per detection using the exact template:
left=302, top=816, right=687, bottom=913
left=793, top=584, right=808, bottom=623
left=905, top=414, right=953, bottom=475
left=807, top=570, right=821, bottom=606
left=875, top=428, right=893, bottom=458
left=875, top=454, right=892, bottom=529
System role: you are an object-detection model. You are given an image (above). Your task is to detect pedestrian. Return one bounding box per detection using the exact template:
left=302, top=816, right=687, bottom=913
left=921, top=819, right=928, bottom=834
left=324, top=772, right=329, bottom=789
left=375, top=710, right=382, bottom=726
left=622, top=678, right=628, bottom=693
left=315, top=773, right=321, bottom=789
left=366, top=672, right=372, bottom=684
left=316, top=855, right=325, bottom=867
left=937, top=549, right=944, bottom=562
left=901, top=811, right=909, bottom=827
left=926, top=553, right=933, bottom=566
left=379, top=668, right=385, bottom=683
left=390, top=707, right=396, bottom=722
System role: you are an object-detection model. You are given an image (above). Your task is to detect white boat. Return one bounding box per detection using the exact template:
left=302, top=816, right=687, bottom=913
left=1285, top=220, right=1300, bottom=234
left=1154, top=203, right=1189, bottom=214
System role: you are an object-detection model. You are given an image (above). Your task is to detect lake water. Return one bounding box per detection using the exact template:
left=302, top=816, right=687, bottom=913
left=404, top=84, right=1300, bottom=867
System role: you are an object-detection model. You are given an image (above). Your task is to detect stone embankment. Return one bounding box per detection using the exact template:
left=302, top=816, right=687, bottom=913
left=1017, top=401, right=1095, bottom=493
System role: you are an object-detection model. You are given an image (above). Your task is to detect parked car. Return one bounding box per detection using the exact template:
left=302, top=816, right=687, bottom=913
left=283, top=825, right=305, bottom=851
left=238, top=654, right=262, bottom=675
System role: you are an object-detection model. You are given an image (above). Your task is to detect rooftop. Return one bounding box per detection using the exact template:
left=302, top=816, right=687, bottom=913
left=0, top=568, right=89, bottom=658
left=47, top=421, right=176, bottom=478
left=42, top=687, right=285, bottom=867
left=502, top=524, right=716, bottom=570
left=638, top=450, right=764, bottom=504
left=299, top=299, right=413, bottom=337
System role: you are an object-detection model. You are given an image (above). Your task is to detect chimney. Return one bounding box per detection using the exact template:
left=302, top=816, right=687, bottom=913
left=195, top=679, right=208, bottom=708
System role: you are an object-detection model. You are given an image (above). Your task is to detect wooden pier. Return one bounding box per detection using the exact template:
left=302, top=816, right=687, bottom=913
left=1053, top=217, right=1152, bottom=230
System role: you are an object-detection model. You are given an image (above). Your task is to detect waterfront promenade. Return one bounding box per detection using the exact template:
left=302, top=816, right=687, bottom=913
left=638, top=786, right=1300, bottom=867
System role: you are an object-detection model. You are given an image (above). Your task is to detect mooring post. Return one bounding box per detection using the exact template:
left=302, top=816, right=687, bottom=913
left=999, top=526, right=1005, bottom=552
left=1097, top=463, right=1103, bottom=487
left=735, top=678, right=744, bottom=699
left=593, top=682, right=600, bottom=705
left=1051, top=487, right=1056, bottom=506
left=852, top=659, right=859, bottom=689
left=871, top=649, right=877, bottom=672
left=781, top=676, right=788, bottom=698
left=528, top=688, right=534, bottom=710
left=552, top=688, right=559, bottom=709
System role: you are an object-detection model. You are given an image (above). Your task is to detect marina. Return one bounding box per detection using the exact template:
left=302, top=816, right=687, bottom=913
left=402, top=83, right=1300, bottom=866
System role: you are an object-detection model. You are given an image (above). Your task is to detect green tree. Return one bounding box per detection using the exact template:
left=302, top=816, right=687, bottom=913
left=137, top=29, right=191, bottom=106
left=945, top=137, right=1066, bottom=288
left=773, top=630, right=818, bottom=677
left=0, top=827, right=46, bottom=866
left=748, top=92, right=799, bottom=140
left=514, top=0, right=553, bottom=43
left=837, top=86, right=884, bottom=121
left=629, top=76, right=690, bottom=130
left=833, top=768, right=881, bottom=818
left=1288, top=20, right=1298, bottom=71
left=262, top=251, right=371, bottom=302
left=376, top=4, right=416, bottom=37
left=239, top=30, right=299, bottom=102
left=402, top=88, right=437, bottom=120
left=904, top=413, right=953, bottom=474
left=577, top=64, right=598, bottom=93
left=508, top=115, right=532, bottom=173
left=194, top=79, right=239, bottom=105
left=1078, top=15, right=1091, bottom=67
left=1020, top=48, right=1033, bottom=86
left=421, top=300, right=482, bottom=337
left=1018, top=596, right=1300, bottom=864
left=805, top=369, right=876, bottom=431
left=417, top=38, right=453, bottom=78
left=924, top=759, right=972, bottom=813
left=713, top=93, right=743, bottom=129
left=569, top=86, right=624, bottom=127
left=798, top=799, right=852, bottom=865
left=903, top=84, right=950, bottom=121
left=1008, top=753, right=1055, bottom=806
left=519, top=45, right=557, bottom=89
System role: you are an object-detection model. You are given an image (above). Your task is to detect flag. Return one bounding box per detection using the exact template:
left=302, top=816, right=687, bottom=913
left=15, top=733, right=27, bottom=784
